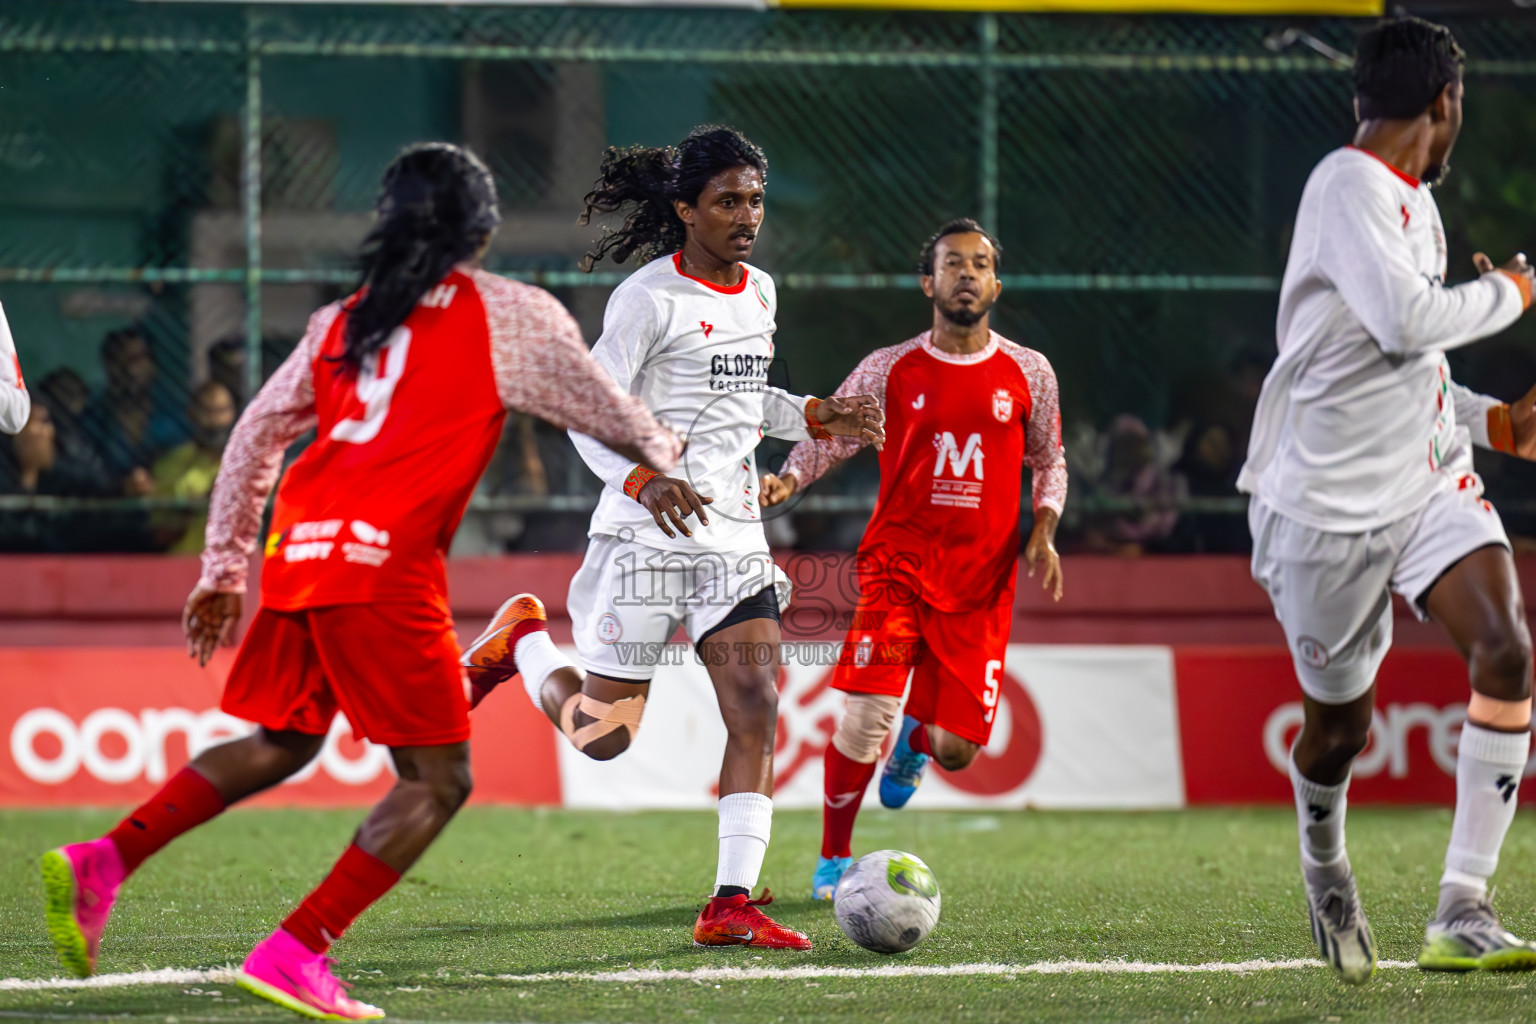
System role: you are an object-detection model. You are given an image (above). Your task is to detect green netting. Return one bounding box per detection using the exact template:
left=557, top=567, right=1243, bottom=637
left=3, top=2, right=1536, bottom=550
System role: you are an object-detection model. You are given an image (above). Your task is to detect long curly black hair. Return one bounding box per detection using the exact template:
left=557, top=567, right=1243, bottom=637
left=579, top=125, right=767, bottom=270
left=340, top=142, right=501, bottom=370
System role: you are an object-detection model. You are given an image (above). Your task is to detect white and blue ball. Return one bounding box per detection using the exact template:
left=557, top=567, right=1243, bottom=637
left=833, top=849, right=941, bottom=954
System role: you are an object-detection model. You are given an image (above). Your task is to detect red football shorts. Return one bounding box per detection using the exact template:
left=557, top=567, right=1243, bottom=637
left=222, top=601, right=471, bottom=748
left=831, top=585, right=1012, bottom=746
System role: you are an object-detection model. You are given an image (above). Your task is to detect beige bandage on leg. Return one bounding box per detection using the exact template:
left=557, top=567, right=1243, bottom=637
left=1467, top=693, right=1533, bottom=732
left=831, top=693, right=903, bottom=764
left=560, top=692, right=646, bottom=753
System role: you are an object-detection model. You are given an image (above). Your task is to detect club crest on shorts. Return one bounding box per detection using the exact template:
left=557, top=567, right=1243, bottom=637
left=1296, top=635, right=1330, bottom=669
left=991, top=388, right=1012, bottom=423
left=596, top=612, right=623, bottom=645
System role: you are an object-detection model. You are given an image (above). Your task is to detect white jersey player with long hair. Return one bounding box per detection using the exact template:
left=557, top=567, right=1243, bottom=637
left=1241, top=17, right=1536, bottom=984
left=462, top=125, right=883, bottom=950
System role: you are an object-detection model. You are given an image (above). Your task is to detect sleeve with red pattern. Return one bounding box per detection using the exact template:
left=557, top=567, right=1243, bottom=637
left=1007, top=345, right=1068, bottom=515
left=779, top=339, right=915, bottom=489
left=198, top=306, right=331, bottom=593
left=476, top=270, right=680, bottom=475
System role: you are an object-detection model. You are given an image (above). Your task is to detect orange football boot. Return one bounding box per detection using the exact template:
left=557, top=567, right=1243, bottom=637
left=693, top=889, right=812, bottom=950
left=459, top=593, right=548, bottom=708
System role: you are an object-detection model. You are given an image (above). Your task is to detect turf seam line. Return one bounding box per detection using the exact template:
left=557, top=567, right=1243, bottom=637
left=1, top=959, right=1424, bottom=991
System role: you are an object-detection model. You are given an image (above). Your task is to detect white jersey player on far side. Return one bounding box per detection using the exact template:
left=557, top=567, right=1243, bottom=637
left=0, top=300, right=29, bottom=435
left=1241, top=16, right=1536, bottom=984
left=460, top=126, right=883, bottom=951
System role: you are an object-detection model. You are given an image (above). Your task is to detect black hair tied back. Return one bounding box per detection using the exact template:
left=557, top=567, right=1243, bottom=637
left=579, top=124, right=767, bottom=271
left=341, top=142, right=501, bottom=371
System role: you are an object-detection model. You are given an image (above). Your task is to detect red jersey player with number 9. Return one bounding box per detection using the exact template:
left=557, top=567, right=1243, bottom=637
left=38, top=144, right=681, bottom=1021
left=761, top=219, right=1068, bottom=901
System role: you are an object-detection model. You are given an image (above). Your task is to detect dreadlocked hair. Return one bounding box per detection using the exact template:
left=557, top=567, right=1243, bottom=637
left=579, top=124, right=767, bottom=270
left=340, top=142, right=501, bottom=371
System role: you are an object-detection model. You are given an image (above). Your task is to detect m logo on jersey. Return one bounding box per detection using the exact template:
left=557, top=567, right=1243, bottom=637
left=992, top=389, right=1012, bottom=423
left=931, top=432, right=984, bottom=509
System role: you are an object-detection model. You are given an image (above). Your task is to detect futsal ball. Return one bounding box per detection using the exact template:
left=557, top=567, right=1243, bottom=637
left=833, top=850, right=941, bottom=954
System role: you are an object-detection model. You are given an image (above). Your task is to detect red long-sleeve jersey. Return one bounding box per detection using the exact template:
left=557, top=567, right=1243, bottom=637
left=782, top=330, right=1066, bottom=612
left=200, top=266, right=680, bottom=610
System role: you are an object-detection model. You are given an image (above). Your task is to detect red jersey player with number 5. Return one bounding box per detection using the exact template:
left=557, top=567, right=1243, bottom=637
left=39, top=144, right=681, bottom=1020
left=761, top=219, right=1068, bottom=900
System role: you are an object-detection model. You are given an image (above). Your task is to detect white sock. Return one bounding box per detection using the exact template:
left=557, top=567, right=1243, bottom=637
left=515, top=630, right=576, bottom=709
left=1290, top=753, right=1349, bottom=869
left=715, top=792, right=773, bottom=895
left=1442, top=722, right=1531, bottom=892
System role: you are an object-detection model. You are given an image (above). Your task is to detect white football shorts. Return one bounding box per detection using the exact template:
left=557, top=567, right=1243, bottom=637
left=1249, top=481, right=1510, bottom=705
left=567, top=532, right=792, bottom=682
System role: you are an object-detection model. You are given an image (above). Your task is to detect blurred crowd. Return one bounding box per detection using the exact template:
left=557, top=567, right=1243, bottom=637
left=0, top=329, right=242, bottom=552
left=21, top=327, right=1484, bottom=559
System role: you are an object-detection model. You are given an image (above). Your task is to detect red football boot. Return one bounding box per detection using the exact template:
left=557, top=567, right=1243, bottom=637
left=692, top=889, right=812, bottom=950
left=459, top=593, right=547, bottom=707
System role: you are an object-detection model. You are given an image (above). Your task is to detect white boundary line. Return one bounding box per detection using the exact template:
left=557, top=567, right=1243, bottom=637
left=1, top=959, right=1423, bottom=992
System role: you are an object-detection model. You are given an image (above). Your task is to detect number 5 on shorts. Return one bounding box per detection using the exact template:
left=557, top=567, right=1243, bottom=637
left=983, top=659, right=1001, bottom=724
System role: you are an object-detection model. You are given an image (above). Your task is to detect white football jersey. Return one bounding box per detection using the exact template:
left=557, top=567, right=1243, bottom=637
left=0, top=300, right=29, bottom=435
left=571, top=253, right=814, bottom=553
left=1239, top=146, right=1525, bottom=532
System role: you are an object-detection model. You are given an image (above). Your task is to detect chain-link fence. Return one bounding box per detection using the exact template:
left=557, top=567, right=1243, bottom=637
left=4, top=2, right=1536, bottom=555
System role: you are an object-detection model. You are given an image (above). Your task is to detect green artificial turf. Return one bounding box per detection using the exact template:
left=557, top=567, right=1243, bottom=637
left=3, top=806, right=1536, bottom=1023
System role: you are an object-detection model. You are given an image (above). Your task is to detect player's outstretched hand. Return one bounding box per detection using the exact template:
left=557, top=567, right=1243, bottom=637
left=759, top=472, right=799, bottom=508
left=1505, top=380, right=1536, bottom=459
left=814, top=394, right=885, bottom=451
left=1474, top=251, right=1534, bottom=308
left=183, top=583, right=242, bottom=667
left=638, top=475, right=713, bottom=539
left=1024, top=513, right=1064, bottom=603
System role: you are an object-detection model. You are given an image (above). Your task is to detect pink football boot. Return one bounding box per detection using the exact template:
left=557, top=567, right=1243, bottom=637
left=40, top=837, right=125, bottom=978
left=235, top=928, right=385, bottom=1020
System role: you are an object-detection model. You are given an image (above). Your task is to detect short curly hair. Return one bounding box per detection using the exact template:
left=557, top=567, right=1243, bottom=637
left=918, top=218, right=1003, bottom=277
left=1355, top=16, right=1465, bottom=121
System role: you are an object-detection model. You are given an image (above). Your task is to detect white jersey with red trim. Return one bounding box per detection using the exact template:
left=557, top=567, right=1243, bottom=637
left=0, top=300, right=29, bottom=435
left=571, top=253, right=814, bottom=554
left=1239, top=146, right=1524, bottom=532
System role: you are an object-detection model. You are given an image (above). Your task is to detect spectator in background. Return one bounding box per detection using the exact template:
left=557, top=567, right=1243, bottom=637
left=151, top=381, right=236, bottom=553
left=36, top=367, right=114, bottom=494
left=81, top=327, right=180, bottom=494
left=0, top=404, right=60, bottom=495
left=0, top=404, right=151, bottom=551
left=207, top=336, right=249, bottom=411
left=1081, top=414, right=1185, bottom=556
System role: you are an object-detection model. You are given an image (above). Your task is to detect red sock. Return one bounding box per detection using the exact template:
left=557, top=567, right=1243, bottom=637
left=106, top=766, right=226, bottom=875
left=283, top=844, right=401, bottom=954
left=908, top=723, right=935, bottom=758
left=822, top=744, right=878, bottom=859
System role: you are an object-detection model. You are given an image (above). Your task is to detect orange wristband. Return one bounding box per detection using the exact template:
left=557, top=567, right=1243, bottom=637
left=1488, top=403, right=1516, bottom=455
left=804, top=398, right=834, bottom=441
left=623, top=465, right=658, bottom=501
left=1498, top=269, right=1533, bottom=311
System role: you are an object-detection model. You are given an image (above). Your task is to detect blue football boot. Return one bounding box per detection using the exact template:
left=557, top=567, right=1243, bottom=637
left=812, top=855, right=852, bottom=901
left=879, top=715, right=930, bottom=809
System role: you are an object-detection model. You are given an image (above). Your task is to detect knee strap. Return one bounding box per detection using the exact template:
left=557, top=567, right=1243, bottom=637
left=560, top=692, right=646, bottom=751
left=832, top=692, right=903, bottom=763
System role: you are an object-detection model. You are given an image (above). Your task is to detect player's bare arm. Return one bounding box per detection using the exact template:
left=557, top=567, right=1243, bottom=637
left=1025, top=506, right=1064, bottom=602
left=184, top=587, right=242, bottom=667
left=810, top=393, right=885, bottom=449
left=636, top=473, right=714, bottom=539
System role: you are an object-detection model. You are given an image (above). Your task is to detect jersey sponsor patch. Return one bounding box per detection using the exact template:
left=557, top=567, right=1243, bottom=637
left=1295, top=635, right=1330, bottom=669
